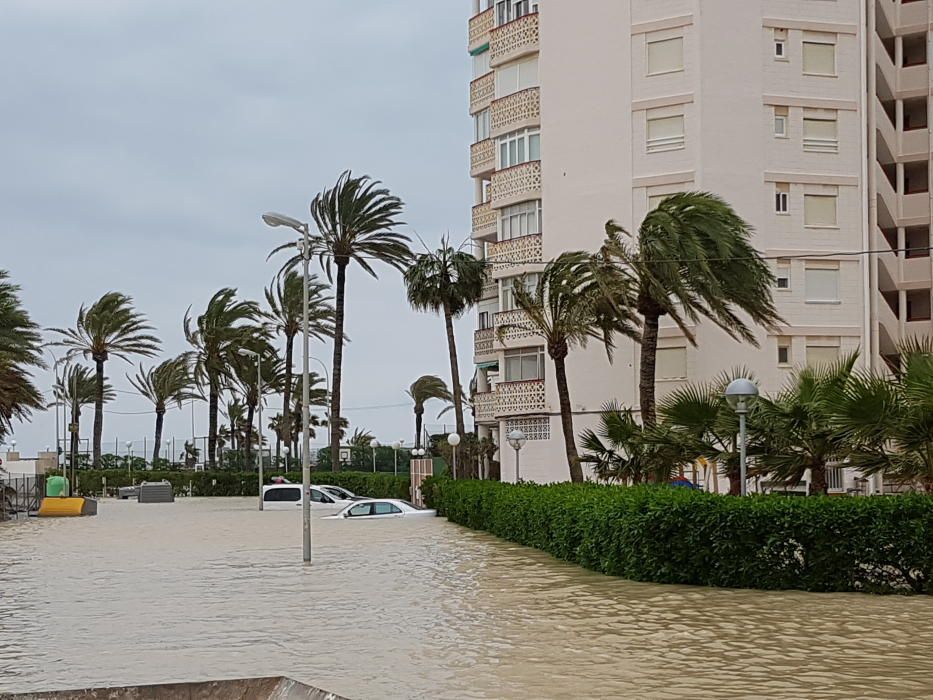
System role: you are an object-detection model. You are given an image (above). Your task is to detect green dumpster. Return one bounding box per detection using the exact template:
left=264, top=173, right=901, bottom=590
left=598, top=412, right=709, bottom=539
left=46, top=475, right=69, bottom=497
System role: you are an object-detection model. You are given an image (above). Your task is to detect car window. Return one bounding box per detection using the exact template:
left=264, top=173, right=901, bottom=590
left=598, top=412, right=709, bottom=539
left=311, top=489, right=333, bottom=503
left=373, top=502, right=402, bottom=515
left=265, top=487, right=300, bottom=502
left=324, top=487, right=348, bottom=499
left=348, top=503, right=373, bottom=517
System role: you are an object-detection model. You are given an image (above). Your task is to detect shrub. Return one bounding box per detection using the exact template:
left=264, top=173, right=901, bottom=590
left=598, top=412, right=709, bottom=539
left=429, top=479, right=933, bottom=594
left=66, top=470, right=409, bottom=500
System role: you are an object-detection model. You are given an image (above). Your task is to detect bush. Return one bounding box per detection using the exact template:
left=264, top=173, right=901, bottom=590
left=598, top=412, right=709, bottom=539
left=65, top=470, right=409, bottom=500
left=429, top=479, right=933, bottom=594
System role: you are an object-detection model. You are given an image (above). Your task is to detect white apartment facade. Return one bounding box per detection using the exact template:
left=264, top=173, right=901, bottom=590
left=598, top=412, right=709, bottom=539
left=468, top=0, right=933, bottom=491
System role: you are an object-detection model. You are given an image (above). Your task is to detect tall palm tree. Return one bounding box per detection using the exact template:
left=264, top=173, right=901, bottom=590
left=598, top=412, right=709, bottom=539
left=348, top=427, right=374, bottom=448
left=128, top=354, right=199, bottom=463
left=53, top=365, right=115, bottom=470
left=601, top=192, right=781, bottom=424
left=230, top=347, right=279, bottom=468
left=499, top=253, right=639, bottom=483
left=271, top=171, right=410, bottom=471
left=223, top=399, right=248, bottom=456
left=51, top=292, right=160, bottom=466
left=284, top=371, right=329, bottom=458
left=184, top=288, right=265, bottom=467
left=407, top=375, right=452, bottom=450
left=404, top=240, right=486, bottom=438
left=265, top=270, right=335, bottom=458
left=0, top=271, right=44, bottom=442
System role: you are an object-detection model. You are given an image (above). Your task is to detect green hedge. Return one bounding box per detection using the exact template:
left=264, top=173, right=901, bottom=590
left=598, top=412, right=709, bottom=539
left=423, top=478, right=933, bottom=594
left=65, top=470, right=409, bottom=500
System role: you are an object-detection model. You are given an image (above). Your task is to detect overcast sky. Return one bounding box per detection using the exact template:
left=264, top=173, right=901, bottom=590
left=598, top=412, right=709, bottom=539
left=1, top=0, right=471, bottom=456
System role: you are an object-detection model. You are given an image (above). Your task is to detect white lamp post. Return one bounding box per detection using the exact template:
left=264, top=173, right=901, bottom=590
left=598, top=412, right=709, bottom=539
left=447, top=433, right=461, bottom=479
left=392, top=441, right=402, bottom=476
left=238, top=348, right=265, bottom=511
left=724, top=378, right=759, bottom=497
left=165, top=439, right=171, bottom=467
left=507, top=429, right=526, bottom=483
left=283, top=445, right=290, bottom=473
left=371, top=440, right=380, bottom=472
left=125, top=441, right=133, bottom=477
left=263, top=211, right=313, bottom=561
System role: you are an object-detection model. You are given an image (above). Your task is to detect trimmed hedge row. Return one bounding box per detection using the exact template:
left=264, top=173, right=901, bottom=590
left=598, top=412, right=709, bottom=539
left=422, top=478, right=933, bottom=594
left=66, top=470, right=410, bottom=500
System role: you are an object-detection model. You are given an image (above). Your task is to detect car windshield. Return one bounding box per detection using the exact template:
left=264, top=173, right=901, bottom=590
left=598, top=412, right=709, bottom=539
left=324, top=487, right=350, bottom=499
left=398, top=500, right=423, bottom=510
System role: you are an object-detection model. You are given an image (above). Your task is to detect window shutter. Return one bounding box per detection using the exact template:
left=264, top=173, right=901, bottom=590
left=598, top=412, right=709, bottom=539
left=646, top=115, right=685, bottom=151
left=804, top=194, right=837, bottom=226
left=656, top=347, right=687, bottom=379
left=647, top=37, right=684, bottom=74
left=805, top=268, right=839, bottom=301
left=806, top=346, right=839, bottom=367
left=803, top=42, right=835, bottom=75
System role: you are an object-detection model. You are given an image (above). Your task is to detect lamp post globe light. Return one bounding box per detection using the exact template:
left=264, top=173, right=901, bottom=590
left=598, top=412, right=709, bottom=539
left=371, top=440, right=380, bottom=473
left=446, top=433, right=461, bottom=479
left=263, top=211, right=313, bottom=562
left=126, top=441, right=133, bottom=476
left=724, top=378, right=759, bottom=497
left=283, top=445, right=290, bottom=473
left=507, top=429, right=526, bottom=483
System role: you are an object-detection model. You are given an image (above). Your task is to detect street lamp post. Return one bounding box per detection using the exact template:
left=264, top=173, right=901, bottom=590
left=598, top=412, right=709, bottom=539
left=371, top=440, right=380, bottom=472
left=165, top=439, right=171, bottom=468
left=46, top=350, right=61, bottom=472
left=125, top=440, right=133, bottom=478
left=724, top=378, right=760, bottom=497
left=239, top=346, right=265, bottom=511
left=447, top=433, right=461, bottom=479
left=263, top=211, right=313, bottom=562
left=392, top=441, right=402, bottom=477
left=283, top=445, right=290, bottom=473
left=507, top=429, right=526, bottom=483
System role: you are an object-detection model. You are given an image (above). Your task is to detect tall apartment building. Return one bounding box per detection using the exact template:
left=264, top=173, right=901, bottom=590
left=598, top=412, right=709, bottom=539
left=467, top=0, right=933, bottom=490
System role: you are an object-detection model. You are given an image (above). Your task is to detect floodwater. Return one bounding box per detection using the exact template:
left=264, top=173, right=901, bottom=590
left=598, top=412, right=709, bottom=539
left=1, top=499, right=932, bottom=700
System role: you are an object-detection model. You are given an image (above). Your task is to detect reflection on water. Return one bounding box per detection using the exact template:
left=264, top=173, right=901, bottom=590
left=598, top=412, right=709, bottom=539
left=1, top=498, right=932, bottom=699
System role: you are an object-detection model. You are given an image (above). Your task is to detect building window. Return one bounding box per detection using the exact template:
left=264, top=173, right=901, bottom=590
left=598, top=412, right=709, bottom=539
left=777, top=339, right=791, bottom=366
left=478, top=311, right=492, bottom=330
left=774, top=28, right=788, bottom=60
left=656, top=347, right=687, bottom=380
left=647, top=36, right=684, bottom=75
left=776, top=259, right=791, bottom=289
left=500, top=200, right=542, bottom=240
left=803, top=114, right=839, bottom=153
left=803, top=40, right=836, bottom=76
left=496, top=0, right=535, bottom=26
left=774, top=106, right=788, bottom=137
left=805, top=267, right=840, bottom=302
left=502, top=273, right=539, bottom=310
left=648, top=193, right=672, bottom=211
left=472, top=49, right=490, bottom=79
left=646, top=113, right=685, bottom=152
left=504, top=347, right=545, bottom=382
left=496, top=56, right=538, bottom=97
left=804, top=194, right=837, bottom=227
left=807, top=344, right=840, bottom=367
left=498, top=129, right=541, bottom=169
left=775, top=183, right=789, bottom=214
left=474, top=109, right=490, bottom=142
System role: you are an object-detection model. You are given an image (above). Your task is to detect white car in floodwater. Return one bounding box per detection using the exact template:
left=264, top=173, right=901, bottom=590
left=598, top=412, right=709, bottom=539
left=324, top=499, right=436, bottom=520
left=260, top=484, right=351, bottom=511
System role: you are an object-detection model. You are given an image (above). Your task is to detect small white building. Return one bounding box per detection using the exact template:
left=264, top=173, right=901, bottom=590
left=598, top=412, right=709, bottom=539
left=1, top=450, right=57, bottom=478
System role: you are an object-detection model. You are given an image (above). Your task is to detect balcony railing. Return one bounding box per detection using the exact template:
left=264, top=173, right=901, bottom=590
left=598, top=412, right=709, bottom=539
left=494, top=309, right=538, bottom=344
left=488, top=233, right=543, bottom=274
left=470, top=138, right=495, bottom=177
left=474, top=327, right=496, bottom=364
left=495, top=379, right=546, bottom=417
left=469, top=8, right=494, bottom=52
left=490, top=13, right=540, bottom=67
left=490, top=161, right=542, bottom=208
left=474, top=391, right=496, bottom=423
left=470, top=72, right=495, bottom=114
left=472, top=201, right=497, bottom=239
left=491, top=87, right=541, bottom=138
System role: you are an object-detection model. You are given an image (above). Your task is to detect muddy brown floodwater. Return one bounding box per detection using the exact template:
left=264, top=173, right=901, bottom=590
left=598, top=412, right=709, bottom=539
left=1, top=498, right=932, bottom=699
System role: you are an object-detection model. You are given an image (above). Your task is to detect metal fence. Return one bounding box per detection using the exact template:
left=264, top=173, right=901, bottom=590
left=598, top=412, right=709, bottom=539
left=0, top=475, right=45, bottom=520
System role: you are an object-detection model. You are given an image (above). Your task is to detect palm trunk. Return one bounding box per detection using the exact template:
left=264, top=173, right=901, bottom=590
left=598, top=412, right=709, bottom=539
left=330, top=262, right=348, bottom=472
left=415, top=408, right=424, bottom=450
left=153, top=409, right=165, bottom=463
left=208, top=377, right=219, bottom=467
left=245, top=403, right=255, bottom=469
left=727, top=465, right=741, bottom=496
left=283, top=332, right=294, bottom=461
left=443, top=301, right=466, bottom=438
left=810, top=462, right=828, bottom=495
left=93, top=356, right=105, bottom=467
left=70, top=405, right=80, bottom=472
left=554, top=353, right=584, bottom=483
left=639, top=311, right=660, bottom=426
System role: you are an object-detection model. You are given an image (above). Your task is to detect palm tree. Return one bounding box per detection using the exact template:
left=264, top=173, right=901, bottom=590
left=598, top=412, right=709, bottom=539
left=407, top=375, right=452, bottom=450
left=0, top=271, right=44, bottom=442
left=229, top=347, right=279, bottom=469
left=404, top=240, right=486, bottom=438
left=54, top=365, right=115, bottom=470
left=271, top=171, right=410, bottom=471
left=348, top=427, right=374, bottom=448
left=284, top=371, right=329, bottom=458
left=265, top=270, right=335, bottom=460
left=601, top=192, right=781, bottom=424
left=756, top=355, right=858, bottom=495
left=128, top=355, right=198, bottom=463
left=184, top=288, right=265, bottom=467
left=498, top=253, right=639, bottom=483
left=51, top=292, right=160, bottom=466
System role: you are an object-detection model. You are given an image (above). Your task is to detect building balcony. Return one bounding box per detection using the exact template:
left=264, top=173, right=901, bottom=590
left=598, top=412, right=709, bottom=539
left=472, top=201, right=497, bottom=240
left=902, top=191, right=929, bottom=222
left=899, top=0, right=930, bottom=29
left=899, top=63, right=928, bottom=95
left=490, top=160, right=542, bottom=209
left=490, top=13, right=540, bottom=68
left=494, top=309, right=538, bottom=346
left=495, top=379, right=546, bottom=417
left=900, top=127, right=928, bottom=161
left=474, top=327, right=496, bottom=365
left=470, top=138, right=495, bottom=177
left=474, top=391, right=496, bottom=424
left=468, top=8, right=494, bottom=53
left=481, top=272, right=498, bottom=300
left=470, top=71, right=495, bottom=115
left=875, top=97, right=897, bottom=160
left=491, top=87, right=541, bottom=139
left=875, top=34, right=896, bottom=95
left=488, top=233, right=543, bottom=276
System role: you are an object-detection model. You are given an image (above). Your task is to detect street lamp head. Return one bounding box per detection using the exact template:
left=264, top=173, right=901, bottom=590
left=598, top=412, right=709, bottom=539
left=371, top=440, right=380, bottom=449
left=237, top=348, right=258, bottom=358
left=392, top=441, right=402, bottom=450
left=725, top=378, right=760, bottom=413
left=507, top=429, right=526, bottom=450
left=446, top=433, right=461, bottom=447
left=262, top=212, right=306, bottom=232
left=283, top=445, right=290, bottom=454
left=126, top=441, right=132, bottom=449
